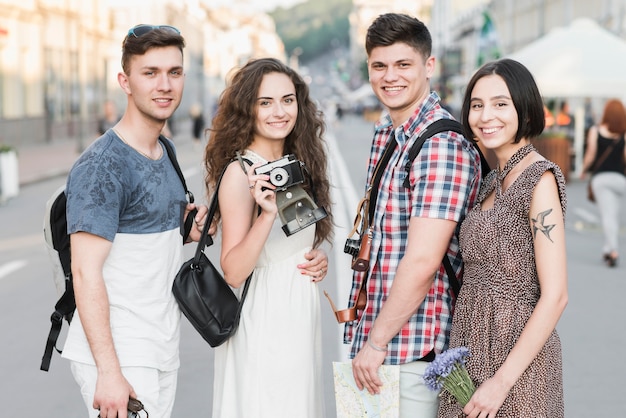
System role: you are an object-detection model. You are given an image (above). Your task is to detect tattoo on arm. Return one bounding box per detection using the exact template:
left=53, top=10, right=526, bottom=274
left=532, top=208, right=555, bottom=242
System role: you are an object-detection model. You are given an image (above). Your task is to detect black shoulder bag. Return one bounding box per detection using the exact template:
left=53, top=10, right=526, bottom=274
left=172, top=160, right=252, bottom=347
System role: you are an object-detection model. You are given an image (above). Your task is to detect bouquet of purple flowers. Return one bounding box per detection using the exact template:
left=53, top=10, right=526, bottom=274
left=423, top=346, right=475, bottom=407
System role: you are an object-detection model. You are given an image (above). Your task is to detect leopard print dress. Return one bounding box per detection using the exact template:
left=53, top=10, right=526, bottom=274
left=438, top=145, right=567, bottom=418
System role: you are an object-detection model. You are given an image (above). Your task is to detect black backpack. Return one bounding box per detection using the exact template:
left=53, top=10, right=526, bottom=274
left=40, top=136, right=196, bottom=371
left=402, top=118, right=491, bottom=296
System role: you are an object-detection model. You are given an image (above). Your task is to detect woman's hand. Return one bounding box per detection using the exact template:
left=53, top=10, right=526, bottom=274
left=298, top=248, right=328, bottom=282
left=462, top=375, right=510, bottom=418
left=247, top=162, right=278, bottom=216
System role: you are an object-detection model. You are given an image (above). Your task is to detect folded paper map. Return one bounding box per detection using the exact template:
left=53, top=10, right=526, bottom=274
left=332, top=362, right=400, bottom=418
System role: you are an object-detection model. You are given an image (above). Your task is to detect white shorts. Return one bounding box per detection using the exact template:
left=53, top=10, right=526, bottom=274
left=70, top=361, right=178, bottom=418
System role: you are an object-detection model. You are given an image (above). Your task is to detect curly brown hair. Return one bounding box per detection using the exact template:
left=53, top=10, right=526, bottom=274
left=204, top=57, right=333, bottom=248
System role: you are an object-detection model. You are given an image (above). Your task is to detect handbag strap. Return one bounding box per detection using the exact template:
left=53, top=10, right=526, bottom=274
left=590, top=134, right=622, bottom=174
left=159, top=135, right=196, bottom=243
left=194, top=156, right=253, bottom=298
left=193, top=162, right=228, bottom=261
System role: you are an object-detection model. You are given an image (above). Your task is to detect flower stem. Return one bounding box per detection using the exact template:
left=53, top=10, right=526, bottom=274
left=442, top=364, right=475, bottom=407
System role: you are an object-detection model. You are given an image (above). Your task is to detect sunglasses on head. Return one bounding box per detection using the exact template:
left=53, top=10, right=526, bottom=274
left=127, top=24, right=180, bottom=38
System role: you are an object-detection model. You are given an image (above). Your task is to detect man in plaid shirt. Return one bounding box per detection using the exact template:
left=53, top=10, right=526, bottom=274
left=344, top=13, right=482, bottom=417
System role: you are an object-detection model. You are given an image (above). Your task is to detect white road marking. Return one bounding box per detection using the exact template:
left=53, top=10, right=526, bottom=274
left=571, top=207, right=599, bottom=224
left=0, top=259, right=27, bottom=280
left=326, top=132, right=361, bottom=362
left=0, top=233, right=43, bottom=252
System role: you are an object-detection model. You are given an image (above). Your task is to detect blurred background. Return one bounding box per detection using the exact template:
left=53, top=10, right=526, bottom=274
left=2, top=0, right=626, bottom=168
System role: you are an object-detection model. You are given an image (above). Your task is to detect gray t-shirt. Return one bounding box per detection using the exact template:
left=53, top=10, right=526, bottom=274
left=66, top=130, right=186, bottom=241
left=62, top=130, right=187, bottom=370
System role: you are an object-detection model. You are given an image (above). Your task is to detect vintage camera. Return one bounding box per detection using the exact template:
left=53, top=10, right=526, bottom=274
left=343, top=228, right=372, bottom=271
left=276, top=185, right=328, bottom=236
left=254, top=154, right=305, bottom=191
left=344, top=238, right=361, bottom=257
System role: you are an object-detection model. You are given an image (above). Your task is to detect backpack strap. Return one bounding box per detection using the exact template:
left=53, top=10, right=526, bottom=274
left=40, top=280, right=75, bottom=371
left=403, top=119, right=490, bottom=188
left=403, top=119, right=465, bottom=188
left=159, top=136, right=196, bottom=243
left=41, top=190, right=76, bottom=371
left=401, top=118, right=489, bottom=298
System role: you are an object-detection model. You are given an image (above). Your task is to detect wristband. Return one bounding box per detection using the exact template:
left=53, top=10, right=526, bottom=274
left=367, top=338, right=387, bottom=352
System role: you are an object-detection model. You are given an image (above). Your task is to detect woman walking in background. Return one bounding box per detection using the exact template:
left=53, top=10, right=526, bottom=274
left=204, top=57, right=332, bottom=418
left=581, top=99, right=626, bottom=267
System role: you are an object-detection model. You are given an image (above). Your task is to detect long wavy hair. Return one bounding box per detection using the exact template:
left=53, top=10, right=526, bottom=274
left=204, top=57, right=333, bottom=248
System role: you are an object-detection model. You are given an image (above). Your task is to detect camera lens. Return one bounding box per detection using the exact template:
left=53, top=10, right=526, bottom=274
left=344, top=238, right=360, bottom=257
left=270, top=167, right=289, bottom=187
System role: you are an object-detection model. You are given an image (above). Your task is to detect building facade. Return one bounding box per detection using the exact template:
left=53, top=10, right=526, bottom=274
left=433, top=0, right=626, bottom=109
left=0, top=0, right=285, bottom=148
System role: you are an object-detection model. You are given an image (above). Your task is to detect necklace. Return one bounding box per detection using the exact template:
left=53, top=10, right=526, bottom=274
left=113, top=129, right=162, bottom=160
left=497, top=144, right=535, bottom=182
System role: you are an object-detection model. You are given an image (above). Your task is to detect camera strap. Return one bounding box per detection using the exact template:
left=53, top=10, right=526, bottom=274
left=367, top=136, right=398, bottom=225
left=327, top=119, right=474, bottom=323
left=325, top=136, right=398, bottom=323
left=346, top=136, right=398, bottom=240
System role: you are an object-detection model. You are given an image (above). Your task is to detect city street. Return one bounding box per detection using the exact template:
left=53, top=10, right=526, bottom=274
left=1, top=113, right=625, bottom=417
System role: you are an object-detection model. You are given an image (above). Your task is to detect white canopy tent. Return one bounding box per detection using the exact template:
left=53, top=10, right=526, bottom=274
left=508, top=18, right=626, bottom=175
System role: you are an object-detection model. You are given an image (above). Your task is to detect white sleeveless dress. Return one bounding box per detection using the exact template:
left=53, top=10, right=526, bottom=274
left=211, top=150, right=324, bottom=418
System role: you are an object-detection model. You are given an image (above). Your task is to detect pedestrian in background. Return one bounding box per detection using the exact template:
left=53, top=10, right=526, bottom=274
left=189, top=102, right=205, bottom=142
left=97, top=99, right=120, bottom=135
left=581, top=98, right=626, bottom=267
left=439, top=58, right=568, bottom=418
left=344, top=13, right=482, bottom=417
left=63, top=24, right=208, bottom=418
left=556, top=101, right=573, bottom=130
left=204, top=57, right=332, bottom=418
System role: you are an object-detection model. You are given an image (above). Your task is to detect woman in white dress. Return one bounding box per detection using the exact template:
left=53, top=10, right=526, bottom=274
left=204, top=58, right=333, bottom=418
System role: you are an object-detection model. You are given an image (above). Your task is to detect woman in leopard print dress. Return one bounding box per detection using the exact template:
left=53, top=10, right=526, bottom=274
left=438, top=59, right=568, bottom=418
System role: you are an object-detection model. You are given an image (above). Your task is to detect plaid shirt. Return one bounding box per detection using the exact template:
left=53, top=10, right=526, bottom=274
left=344, top=92, right=481, bottom=365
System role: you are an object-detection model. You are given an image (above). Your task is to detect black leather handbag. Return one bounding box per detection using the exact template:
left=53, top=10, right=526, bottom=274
left=173, top=163, right=251, bottom=347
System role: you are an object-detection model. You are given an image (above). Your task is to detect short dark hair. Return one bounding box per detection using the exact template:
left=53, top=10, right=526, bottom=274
left=121, top=25, right=185, bottom=74
left=461, top=59, right=545, bottom=143
left=365, top=13, right=431, bottom=59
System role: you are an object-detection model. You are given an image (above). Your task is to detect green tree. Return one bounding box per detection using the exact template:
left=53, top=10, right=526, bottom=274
left=271, top=0, right=351, bottom=64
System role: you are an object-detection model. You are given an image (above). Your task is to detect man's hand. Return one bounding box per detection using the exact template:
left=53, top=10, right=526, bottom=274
left=351, top=341, right=387, bottom=394
left=93, top=370, right=136, bottom=418
left=185, top=203, right=211, bottom=242
left=298, top=248, right=328, bottom=282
